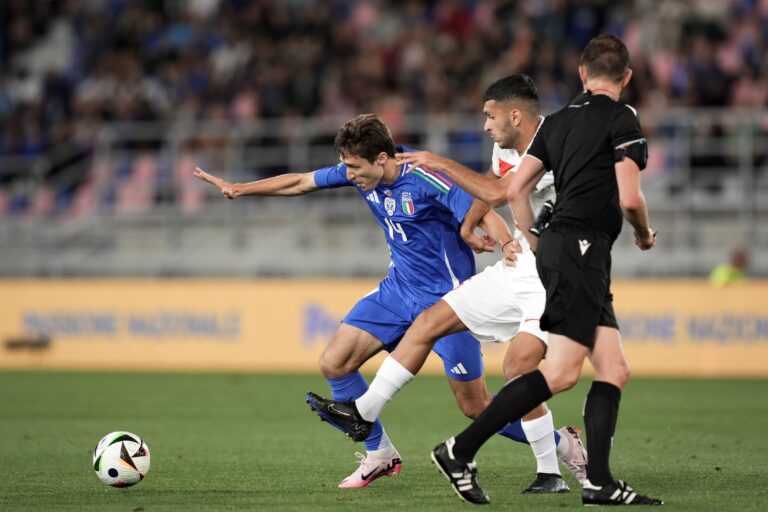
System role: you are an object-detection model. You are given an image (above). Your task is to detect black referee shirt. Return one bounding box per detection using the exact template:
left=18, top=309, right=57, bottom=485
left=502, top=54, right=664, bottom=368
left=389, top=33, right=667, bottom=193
left=526, top=91, right=646, bottom=241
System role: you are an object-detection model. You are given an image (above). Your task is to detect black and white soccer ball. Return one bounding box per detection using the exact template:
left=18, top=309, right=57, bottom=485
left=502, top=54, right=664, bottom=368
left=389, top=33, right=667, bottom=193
left=93, top=431, right=150, bottom=487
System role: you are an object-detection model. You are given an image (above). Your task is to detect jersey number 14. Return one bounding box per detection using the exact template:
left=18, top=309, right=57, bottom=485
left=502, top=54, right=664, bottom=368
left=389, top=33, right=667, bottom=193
left=384, top=218, right=408, bottom=242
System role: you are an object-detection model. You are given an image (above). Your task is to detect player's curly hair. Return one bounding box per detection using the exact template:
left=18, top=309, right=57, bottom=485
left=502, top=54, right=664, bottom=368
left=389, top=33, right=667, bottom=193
left=580, top=34, right=630, bottom=82
left=335, top=114, right=397, bottom=163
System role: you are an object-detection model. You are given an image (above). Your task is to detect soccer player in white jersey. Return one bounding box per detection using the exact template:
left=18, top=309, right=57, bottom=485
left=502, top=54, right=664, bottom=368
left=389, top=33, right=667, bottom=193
left=308, top=76, right=588, bottom=495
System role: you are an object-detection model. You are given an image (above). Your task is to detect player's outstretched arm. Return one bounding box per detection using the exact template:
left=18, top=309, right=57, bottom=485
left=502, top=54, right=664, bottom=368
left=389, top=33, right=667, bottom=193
left=193, top=167, right=319, bottom=198
left=507, top=155, right=546, bottom=251
left=395, top=151, right=505, bottom=206
left=615, top=159, right=655, bottom=250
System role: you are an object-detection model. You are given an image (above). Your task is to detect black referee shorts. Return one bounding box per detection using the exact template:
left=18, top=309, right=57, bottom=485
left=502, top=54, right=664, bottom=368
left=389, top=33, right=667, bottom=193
left=535, top=222, right=618, bottom=348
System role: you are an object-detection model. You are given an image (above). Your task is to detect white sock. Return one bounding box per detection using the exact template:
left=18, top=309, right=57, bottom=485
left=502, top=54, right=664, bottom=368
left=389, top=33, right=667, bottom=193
left=521, top=410, right=561, bottom=475
left=355, top=356, right=414, bottom=422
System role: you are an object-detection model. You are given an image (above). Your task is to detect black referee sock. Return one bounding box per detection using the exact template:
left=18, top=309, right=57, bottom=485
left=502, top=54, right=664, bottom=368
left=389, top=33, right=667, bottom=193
left=453, top=370, right=552, bottom=461
left=584, top=380, right=621, bottom=487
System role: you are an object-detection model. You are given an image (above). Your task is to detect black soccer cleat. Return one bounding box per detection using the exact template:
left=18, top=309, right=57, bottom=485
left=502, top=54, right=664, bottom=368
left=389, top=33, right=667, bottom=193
left=522, top=473, right=570, bottom=494
left=305, top=391, right=374, bottom=442
left=431, top=437, right=490, bottom=505
left=582, top=480, right=663, bottom=506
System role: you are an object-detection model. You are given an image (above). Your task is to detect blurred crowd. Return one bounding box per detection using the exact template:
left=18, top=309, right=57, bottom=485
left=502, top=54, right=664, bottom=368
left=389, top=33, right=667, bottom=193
left=3, top=0, right=767, bottom=154
left=0, top=0, right=766, bottom=214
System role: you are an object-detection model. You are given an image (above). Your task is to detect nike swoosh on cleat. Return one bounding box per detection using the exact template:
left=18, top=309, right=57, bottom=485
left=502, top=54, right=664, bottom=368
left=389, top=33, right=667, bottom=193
left=361, top=459, right=401, bottom=480
left=360, top=469, right=382, bottom=480
left=327, top=404, right=351, bottom=417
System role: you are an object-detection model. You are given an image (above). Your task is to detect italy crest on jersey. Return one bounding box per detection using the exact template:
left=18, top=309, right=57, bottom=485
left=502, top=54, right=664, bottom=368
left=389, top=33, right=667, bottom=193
left=401, top=192, right=415, bottom=215
left=384, top=196, right=396, bottom=216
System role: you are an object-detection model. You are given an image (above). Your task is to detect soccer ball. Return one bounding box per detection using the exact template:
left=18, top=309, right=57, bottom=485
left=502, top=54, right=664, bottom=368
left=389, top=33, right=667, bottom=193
left=93, top=431, right=150, bottom=487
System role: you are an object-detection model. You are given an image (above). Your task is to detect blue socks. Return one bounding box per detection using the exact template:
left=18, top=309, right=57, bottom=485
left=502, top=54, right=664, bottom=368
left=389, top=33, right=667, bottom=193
left=498, top=420, right=562, bottom=445
left=498, top=419, right=528, bottom=443
left=327, top=372, right=389, bottom=452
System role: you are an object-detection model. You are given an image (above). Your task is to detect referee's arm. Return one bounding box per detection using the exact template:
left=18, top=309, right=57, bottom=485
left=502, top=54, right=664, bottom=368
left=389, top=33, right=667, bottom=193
left=615, top=158, right=655, bottom=250
left=506, top=154, right=547, bottom=251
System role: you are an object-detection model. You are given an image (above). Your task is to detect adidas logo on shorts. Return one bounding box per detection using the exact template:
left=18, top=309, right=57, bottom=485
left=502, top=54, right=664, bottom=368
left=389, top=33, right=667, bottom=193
left=450, top=363, right=468, bottom=375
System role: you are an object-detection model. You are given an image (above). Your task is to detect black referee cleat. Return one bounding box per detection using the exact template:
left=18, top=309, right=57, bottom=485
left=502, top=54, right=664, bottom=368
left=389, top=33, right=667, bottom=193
left=582, top=480, right=663, bottom=506
left=305, top=391, right=373, bottom=442
left=431, top=437, right=490, bottom=505
left=522, top=472, right=570, bottom=494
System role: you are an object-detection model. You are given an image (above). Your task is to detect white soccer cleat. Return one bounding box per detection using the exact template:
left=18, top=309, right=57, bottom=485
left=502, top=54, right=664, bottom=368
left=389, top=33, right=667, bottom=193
left=338, top=449, right=402, bottom=489
left=558, top=426, right=588, bottom=485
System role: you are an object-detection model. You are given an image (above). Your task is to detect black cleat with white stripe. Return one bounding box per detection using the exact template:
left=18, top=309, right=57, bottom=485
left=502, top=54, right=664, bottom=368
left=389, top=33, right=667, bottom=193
left=431, top=437, right=490, bottom=505
left=582, top=480, right=663, bottom=506
left=306, top=391, right=373, bottom=442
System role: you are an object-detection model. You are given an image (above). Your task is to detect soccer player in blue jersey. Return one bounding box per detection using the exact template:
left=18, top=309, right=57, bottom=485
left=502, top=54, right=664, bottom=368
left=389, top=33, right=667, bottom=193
left=194, top=113, right=518, bottom=489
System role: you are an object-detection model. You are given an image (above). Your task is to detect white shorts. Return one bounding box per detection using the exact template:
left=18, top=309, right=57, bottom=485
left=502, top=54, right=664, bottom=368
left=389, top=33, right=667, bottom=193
left=443, top=251, right=547, bottom=344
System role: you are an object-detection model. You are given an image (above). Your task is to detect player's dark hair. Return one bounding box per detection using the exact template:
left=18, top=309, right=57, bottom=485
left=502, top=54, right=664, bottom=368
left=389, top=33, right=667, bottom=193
left=335, top=114, right=397, bottom=163
left=580, top=34, right=630, bottom=82
left=482, top=74, right=539, bottom=115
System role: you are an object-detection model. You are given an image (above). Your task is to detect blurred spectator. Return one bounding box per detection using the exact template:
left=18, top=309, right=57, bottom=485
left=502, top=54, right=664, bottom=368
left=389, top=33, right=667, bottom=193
left=1, top=0, right=767, bottom=213
left=709, top=246, right=749, bottom=287
left=3, top=0, right=767, bottom=151
left=37, top=120, right=92, bottom=210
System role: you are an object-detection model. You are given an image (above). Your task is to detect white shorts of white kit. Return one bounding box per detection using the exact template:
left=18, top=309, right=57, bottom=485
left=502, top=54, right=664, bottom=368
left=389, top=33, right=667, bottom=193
left=443, top=250, right=547, bottom=344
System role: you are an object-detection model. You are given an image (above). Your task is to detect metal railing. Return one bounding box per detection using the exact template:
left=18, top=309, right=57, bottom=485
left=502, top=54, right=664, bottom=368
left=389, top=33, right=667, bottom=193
left=1, top=109, right=766, bottom=277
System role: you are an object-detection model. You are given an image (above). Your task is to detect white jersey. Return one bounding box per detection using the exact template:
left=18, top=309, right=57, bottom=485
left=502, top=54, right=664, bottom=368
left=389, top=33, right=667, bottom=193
left=491, top=142, right=556, bottom=251
left=439, top=138, right=557, bottom=345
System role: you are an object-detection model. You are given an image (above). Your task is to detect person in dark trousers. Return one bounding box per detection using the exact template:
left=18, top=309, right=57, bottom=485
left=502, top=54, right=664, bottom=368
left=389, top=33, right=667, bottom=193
left=430, top=33, right=662, bottom=506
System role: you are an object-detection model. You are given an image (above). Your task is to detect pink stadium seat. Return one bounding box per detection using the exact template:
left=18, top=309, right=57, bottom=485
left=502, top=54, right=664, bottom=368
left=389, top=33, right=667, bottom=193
left=67, top=160, right=112, bottom=218
left=0, top=189, right=9, bottom=214
left=116, top=154, right=158, bottom=214
left=29, top=186, right=56, bottom=216
left=645, top=141, right=666, bottom=176
left=173, top=152, right=205, bottom=214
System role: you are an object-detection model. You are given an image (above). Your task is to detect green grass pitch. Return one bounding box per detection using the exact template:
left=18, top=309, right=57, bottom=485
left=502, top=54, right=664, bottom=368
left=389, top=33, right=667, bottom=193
left=1, top=372, right=767, bottom=511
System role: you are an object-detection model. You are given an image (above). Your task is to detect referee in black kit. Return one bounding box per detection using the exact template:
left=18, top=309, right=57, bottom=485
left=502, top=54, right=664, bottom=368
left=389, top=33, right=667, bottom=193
left=429, top=34, right=661, bottom=506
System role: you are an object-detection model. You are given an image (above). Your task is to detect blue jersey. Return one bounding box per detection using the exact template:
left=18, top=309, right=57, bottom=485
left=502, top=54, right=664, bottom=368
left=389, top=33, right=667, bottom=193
left=313, top=146, right=476, bottom=306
